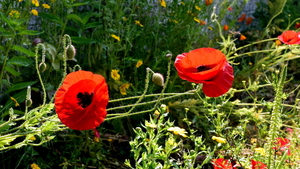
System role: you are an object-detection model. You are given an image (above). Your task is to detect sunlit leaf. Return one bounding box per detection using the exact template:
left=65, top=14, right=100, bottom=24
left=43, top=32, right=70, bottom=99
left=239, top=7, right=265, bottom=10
left=12, top=45, right=35, bottom=57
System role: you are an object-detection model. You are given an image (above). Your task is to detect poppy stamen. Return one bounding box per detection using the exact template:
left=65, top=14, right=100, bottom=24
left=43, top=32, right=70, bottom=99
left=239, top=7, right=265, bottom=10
left=196, top=65, right=211, bottom=72
left=77, top=92, right=94, bottom=108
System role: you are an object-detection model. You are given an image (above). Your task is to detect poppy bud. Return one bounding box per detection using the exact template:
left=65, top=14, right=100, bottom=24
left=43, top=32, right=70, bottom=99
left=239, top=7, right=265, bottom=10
left=32, top=38, right=44, bottom=46
left=66, top=44, right=76, bottom=60
left=152, top=73, right=164, bottom=87
left=26, top=99, right=33, bottom=107
left=38, top=62, right=47, bottom=72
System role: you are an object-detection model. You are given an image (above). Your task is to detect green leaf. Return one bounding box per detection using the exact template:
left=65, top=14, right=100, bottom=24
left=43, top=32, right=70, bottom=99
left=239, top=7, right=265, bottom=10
left=12, top=45, right=35, bottom=57
left=4, top=81, right=37, bottom=94
left=51, top=59, right=60, bottom=71
left=39, top=12, right=63, bottom=25
left=84, top=22, right=102, bottom=29
left=0, top=135, right=18, bottom=148
left=5, top=66, right=21, bottom=76
left=72, top=0, right=90, bottom=7
left=67, top=14, right=84, bottom=24
left=71, top=37, right=96, bottom=45
left=18, top=30, right=43, bottom=35
left=7, top=56, right=34, bottom=67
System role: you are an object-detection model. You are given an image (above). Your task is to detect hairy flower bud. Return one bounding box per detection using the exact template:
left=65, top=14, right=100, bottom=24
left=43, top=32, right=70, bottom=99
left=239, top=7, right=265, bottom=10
left=66, top=45, right=76, bottom=60
left=32, top=38, right=44, bottom=46
left=152, top=73, right=164, bottom=87
left=26, top=99, right=33, bottom=107
left=38, top=62, right=47, bottom=73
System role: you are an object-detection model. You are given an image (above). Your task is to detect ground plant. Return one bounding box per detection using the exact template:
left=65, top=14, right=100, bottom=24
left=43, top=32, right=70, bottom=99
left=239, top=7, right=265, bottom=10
left=1, top=0, right=300, bottom=168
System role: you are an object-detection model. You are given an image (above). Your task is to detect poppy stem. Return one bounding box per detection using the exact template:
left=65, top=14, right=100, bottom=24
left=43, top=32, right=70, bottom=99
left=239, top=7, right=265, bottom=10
left=35, top=43, right=47, bottom=106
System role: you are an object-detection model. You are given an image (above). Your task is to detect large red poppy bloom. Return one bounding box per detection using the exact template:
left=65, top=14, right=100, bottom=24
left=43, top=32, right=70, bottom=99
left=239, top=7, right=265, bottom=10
left=251, top=160, right=267, bottom=169
left=272, top=137, right=291, bottom=155
left=174, top=48, right=234, bottom=97
left=278, top=30, right=300, bottom=45
left=212, top=158, right=236, bottom=169
left=55, top=70, right=109, bottom=130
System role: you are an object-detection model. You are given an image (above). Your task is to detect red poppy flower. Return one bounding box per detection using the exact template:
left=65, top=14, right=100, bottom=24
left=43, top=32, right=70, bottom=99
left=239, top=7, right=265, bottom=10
left=223, top=25, right=229, bottom=31
left=205, top=0, right=213, bottom=6
left=278, top=30, right=300, bottom=45
left=174, top=48, right=234, bottom=97
left=251, top=160, right=267, bottom=169
left=238, top=14, right=246, bottom=22
left=272, top=138, right=291, bottom=155
left=295, top=22, right=300, bottom=29
left=246, top=17, right=253, bottom=25
left=227, top=7, right=233, bottom=11
left=212, top=158, right=236, bottom=169
left=55, top=70, right=109, bottom=130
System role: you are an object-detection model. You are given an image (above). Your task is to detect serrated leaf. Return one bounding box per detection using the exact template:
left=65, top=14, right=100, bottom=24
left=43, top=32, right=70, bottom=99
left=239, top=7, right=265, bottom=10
left=5, top=66, right=21, bottom=76
left=12, top=45, right=35, bottom=57
left=4, top=81, right=37, bottom=94
left=7, top=56, right=34, bottom=67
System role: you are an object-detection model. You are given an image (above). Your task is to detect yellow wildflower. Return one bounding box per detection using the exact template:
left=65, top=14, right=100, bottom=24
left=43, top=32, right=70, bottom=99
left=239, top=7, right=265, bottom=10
left=29, top=136, right=36, bottom=141
left=254, top=147, right=266, bottom=156
left=111, top=34, right=120, bottom=41
left=9, top=10, right=20, bottom=18
left=123, top=17, right=127, bottom=21
left=212, top=136, right=227, bottom=143
left=193, top=17, right=201, bottom=23
left=32, top=0, right=39, bottom=7
left=145, top=121, right=157, bottom=128
left=159, top=0, right=166, bottom=7
left=94, top=137, right=99, bottom=142
left=180, top=2, right=185, bottom=5
left=167, top=127, right=188, bottom=137
left=136, top=60, right=143, bottom=68
left=10, top=97, right=19, bottom=107
left=119, top=83, right=131, bottom=95
left=42, top=4, right=50, bottom=9
left=31, top=9, right=38, bottom=16
left=251, top=138, right=257, bottom=143
left=135, top=20, right=144, bottom=27
left=19, top=0, right=23, bottom=2
left=195, top=6, right=201, bottom=11
left=30, top=163, right=40, bottom=169
left=111, top=69, right=120, bottom=81
left=107, top=138, right=113, bottom=142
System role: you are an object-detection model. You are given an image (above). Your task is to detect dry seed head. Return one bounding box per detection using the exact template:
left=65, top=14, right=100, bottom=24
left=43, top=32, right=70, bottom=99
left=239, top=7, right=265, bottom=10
left=66, top=45, right=76, bottom=60
left=152, top=73, right=164, bottom=87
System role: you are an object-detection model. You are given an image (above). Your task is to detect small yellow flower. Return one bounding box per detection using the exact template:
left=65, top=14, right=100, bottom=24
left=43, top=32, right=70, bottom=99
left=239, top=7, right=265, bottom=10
left=111, top=34, right=120, bottom=41
left=107, top=138, right=113, bottom=142
left=251, top=138, right=257, bottom=143
left=167, top=127, right=188, bottom=137
left=29, top=136, right=36, bottom=141
left=30, top=163, right=40, bottom=169
left=31, top=9, right=38, bottom=16
left=9, top=10, right=20, bottom=18
left=254, top=147, right=266, bottom=156
left=135, top=20, right=144, bottom=27
left=136, top=60, right=143, bottom=68
left=123, top=17, right=127, bottom=21
left=111, top=69, right=120, bottom=81
left=159, top=0, right=166, bottom=7
left=193, top=17, right=201, bottom=23
left=19, top=0, right=23, bottom=2
left=154, top=110, right=160, bottom=116
left=94, top=137, right=99, bottom=142
left=195, top=6, right=201, bottom=11
left=32, top=0, right=39, bottom=7
left=42, top=4, right=50, bottom=9
left=10, top=97, right=19, bottom=107
left=145, top=121, right=157, bottom=128
left=212, top=136, right=227, bottom=143
left=119, top=83, right=131, bottom=95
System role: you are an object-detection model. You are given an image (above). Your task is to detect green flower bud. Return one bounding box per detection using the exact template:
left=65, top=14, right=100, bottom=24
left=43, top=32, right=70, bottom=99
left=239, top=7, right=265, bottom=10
left=38, top=62, right=47, bottom=73
left=152, top=73, right=164, bottom=87
left=66, top=45, right=76, bottom=60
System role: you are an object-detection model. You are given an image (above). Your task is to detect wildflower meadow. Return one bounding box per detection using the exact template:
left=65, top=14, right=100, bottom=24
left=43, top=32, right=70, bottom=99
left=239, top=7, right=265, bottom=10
left=1, top=0, right=300, bottom=168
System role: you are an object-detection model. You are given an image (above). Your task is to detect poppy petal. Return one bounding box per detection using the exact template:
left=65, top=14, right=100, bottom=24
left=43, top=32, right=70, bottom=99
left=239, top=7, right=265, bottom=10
left=174, top=48, right=234, bottom=97
left=202, top=62, right=234, bottom=97
left=55, top=70, right=109, bottom=130
left=278, top=30, right=300, bottom=45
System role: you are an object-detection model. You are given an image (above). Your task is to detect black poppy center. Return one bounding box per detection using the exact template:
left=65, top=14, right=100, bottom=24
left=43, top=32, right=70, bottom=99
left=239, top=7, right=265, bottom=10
left=77, top=92, right=94, bottom=108
left=196, top=65, right=211, bottom=72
